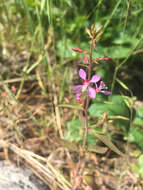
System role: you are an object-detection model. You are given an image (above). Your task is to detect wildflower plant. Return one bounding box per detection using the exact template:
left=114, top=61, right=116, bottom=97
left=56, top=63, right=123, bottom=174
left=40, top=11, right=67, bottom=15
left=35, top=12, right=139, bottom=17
left=72, top=24, right=111, bottom=150
left=72, top=68, right=101, bottom=101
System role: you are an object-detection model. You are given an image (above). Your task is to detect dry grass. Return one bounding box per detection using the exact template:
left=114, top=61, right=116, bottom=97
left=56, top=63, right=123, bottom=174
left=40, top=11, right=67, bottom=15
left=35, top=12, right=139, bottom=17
left=0, top=140, right=71, bottom=190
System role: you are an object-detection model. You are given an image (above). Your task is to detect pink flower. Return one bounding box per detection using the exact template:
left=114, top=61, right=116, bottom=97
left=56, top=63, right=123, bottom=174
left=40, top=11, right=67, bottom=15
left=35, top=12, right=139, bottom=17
left=72, top=69, right=101, bottom=99
left=95, top=81, right=111, bottom=95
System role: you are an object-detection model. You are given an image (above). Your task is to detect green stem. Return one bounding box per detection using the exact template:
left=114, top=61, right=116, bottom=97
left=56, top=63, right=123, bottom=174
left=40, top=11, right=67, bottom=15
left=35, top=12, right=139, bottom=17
left=111, top=66, right=118, bottom=93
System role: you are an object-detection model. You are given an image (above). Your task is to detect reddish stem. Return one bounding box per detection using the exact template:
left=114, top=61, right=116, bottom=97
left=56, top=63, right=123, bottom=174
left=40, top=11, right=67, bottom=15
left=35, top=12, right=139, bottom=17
left=82, top=39, right=94, bottom=150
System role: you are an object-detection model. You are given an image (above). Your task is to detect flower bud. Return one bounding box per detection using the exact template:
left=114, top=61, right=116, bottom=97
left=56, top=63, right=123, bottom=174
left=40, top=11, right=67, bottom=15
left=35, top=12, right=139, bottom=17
left=72, top=48, right=83, bottom=53
left=99, top=57, right=111, bottom=61
left=96, top=32, right=103, bottom=39
left=96, top=25, right=103, bottom=33
left=84, top=56, right=89, bottom=64
left=85, top=28, right=93, bottom=38
left=77, top=99, right=82, bottom=104
left=91, top=24, right=96, bottom=35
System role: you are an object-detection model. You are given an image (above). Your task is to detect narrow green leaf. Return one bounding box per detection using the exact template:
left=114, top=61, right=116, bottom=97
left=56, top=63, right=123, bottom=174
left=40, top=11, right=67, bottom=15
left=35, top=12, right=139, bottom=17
left=88, top=144, right=108, bottom=154
left=54, top=137, right=79, bottom=152
left=116, top=78, right=130, bottom=91
left=26, top=55, right=42, bottom=74
left=2, top=83, right=17, bottom=103
left=93, top=132, right=124, bottom=157
left=58, top=104, right=83, bottom=110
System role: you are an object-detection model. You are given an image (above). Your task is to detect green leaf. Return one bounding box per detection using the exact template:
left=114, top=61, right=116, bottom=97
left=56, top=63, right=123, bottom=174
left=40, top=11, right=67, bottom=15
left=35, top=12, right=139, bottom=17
left=108, top=95, right=128, bottom=107
left=138, top=155, right=143, bottom=167
left=133, top=106, right=143, bottom=126
left=139, top=168, right=143, bottom=177
left=103, top=46, right=131, bottom=59
left=130, top=163, right=140, bottom=175
left=93, top=132, right=124, bottom=156
left=88, top=95, right=130, bottom=129
left=64, top=120, right=84, bottom=143
left=112, top=34, right=138, bottom=45
left=133, top=150, right=142, bottom=157
left=86, top=132, right=97, bottom=146
left=57, top=38, right=79, bottom=58
left=25, top=0, right=38, bottom=7
left=65, top=120, right=98, bottom=146
left=88, top=102, right=109, bottom=118
left=54, top=137, right=79, bottom=152
left=128, top=127, right=143, bottom=150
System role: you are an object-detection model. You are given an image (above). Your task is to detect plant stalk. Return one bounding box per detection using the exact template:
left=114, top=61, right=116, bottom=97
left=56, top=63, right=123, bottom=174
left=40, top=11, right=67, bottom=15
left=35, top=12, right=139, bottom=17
left=82, top=39, right=94, bottom=150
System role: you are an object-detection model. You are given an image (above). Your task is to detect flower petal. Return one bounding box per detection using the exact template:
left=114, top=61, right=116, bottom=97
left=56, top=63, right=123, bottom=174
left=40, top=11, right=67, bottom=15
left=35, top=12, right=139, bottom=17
left=88, top=86, right=96, bottom=98
left=79, top=69, right=86, bottom=80
left=99, top=81, right=105, bottom=90
left=101, top=90, right=111, bottom=95
left=76, top=93, right=82, bottom=99
left=72, top=85, right=83, bottom=93
left=90, top=75, right=101, bottom=83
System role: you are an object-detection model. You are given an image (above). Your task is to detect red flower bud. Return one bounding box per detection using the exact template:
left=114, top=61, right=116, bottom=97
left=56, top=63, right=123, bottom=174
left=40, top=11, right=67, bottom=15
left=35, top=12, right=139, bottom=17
left=99, top=57, right=111, bottom=61
left=77, top=99, right=82, bottom=104
left=72, top=48, right=83, bottom=53
left=96, top=32, right=102, bottom=38
left=84, top=56, right=89, bottom=64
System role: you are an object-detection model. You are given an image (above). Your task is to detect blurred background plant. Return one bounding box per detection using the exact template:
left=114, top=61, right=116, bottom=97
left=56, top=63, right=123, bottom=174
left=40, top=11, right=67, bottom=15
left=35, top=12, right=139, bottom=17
left=0, top=0, right=143, bottom=189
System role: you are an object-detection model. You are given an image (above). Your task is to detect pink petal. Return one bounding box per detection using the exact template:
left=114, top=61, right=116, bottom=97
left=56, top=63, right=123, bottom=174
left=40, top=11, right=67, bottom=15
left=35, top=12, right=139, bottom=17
left=90, top=75, right=101, bottom=83
left=101, top=90, right=111, bottom=95
left=72, top=85, right=83, bottom=93
left=76, top=93, right=81, bottom=99
left=79, top=69, right=86, bottom=80
left=84, top=56, right=88, bottom=64
left=88, top=86, right=96, bottom=98
left=99, top=81, right=105, bottom=90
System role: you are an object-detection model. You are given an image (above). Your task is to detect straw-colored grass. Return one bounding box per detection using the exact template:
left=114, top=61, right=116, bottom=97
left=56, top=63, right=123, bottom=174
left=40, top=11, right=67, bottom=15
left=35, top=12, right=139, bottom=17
left=0, top=140, right=71, bottom=190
